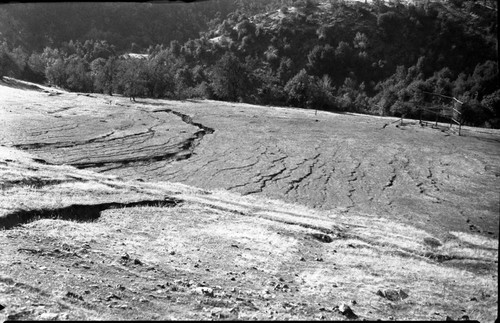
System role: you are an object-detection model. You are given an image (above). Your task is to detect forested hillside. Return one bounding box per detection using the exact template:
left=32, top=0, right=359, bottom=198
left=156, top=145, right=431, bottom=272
left=0, top=1, right=240, bottom=51
left=0, top=0, right=498, bottom=127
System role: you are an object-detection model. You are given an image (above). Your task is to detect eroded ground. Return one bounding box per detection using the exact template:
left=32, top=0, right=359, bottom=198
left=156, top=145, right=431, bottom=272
left=1, top=79, right=499, bottom=239
left=0, top=79, right=498, bottom=321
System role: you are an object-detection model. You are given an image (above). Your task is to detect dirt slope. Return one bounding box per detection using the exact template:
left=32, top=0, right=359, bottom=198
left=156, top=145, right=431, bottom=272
left=1, top=78, right=499, bottom=240
left=1, top=145, right=498, bottom=321
left=0, top=79, right=498, bottom=321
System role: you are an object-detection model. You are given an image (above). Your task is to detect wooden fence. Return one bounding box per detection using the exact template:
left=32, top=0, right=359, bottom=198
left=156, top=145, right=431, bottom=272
left=418, top=92, right=463, bottom=136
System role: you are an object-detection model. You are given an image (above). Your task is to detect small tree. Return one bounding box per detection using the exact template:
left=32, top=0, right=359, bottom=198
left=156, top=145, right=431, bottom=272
left=115, top=58, right=148, bottom=101
left=0, top=43, right=21, bottom=79
left=91, top=57, right=115, bottom=95
left=315, top=74, right=337, bottom=111
left=481, top=89, right=500, bottom=128
left=209, top=52, right=252, bottom=102
left=64, top=55, right=92, bottom=92
left=284, top=69, right=324, bottom=110
left=45, top=58, right=67, bottom=87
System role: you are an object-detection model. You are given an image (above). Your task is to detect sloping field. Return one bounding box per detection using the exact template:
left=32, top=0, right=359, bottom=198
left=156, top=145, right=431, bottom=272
left=0, top=79, right=498, bottom=321
left=1, top=78, right=498, bottom=239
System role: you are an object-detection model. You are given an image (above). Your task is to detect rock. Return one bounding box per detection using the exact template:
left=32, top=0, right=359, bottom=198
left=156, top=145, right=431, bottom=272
left=423, top=237, right=442, bottom=248
left=300, top=257, right=306, bottom=261
left=40, top=313, right=59, bottom=320
left=470, top=297, right=477, bottom=301
left=6, top=313, right=23, bottom=321
left=316, top=257, right=324, bottom=262
left=0, top=304, right=4, bottom=311
left=169, top=251, right=176, bottom=255
left=105, top=293, right=121, bottom=301
left=121, top=253, right=130, bottom=260
left=446, top=316, right=455, bottom=321
left=193, top=287, right=214, bottom=297
left=336, top=303, right=358, bottom=319
left=310, top=233, right=333, bottom=243
left=461, top=315, right=470, bottom=321
left=211, top=309, right=232, bottom=319
left=399, top=289, right=409, bottom=300
left=376, top=288, right=409, bottom=301
left=59, top=313, right=70, bottom=320
left=65, top=291, right=84, bottom=301
left=133, top=258, right=142, bottom=265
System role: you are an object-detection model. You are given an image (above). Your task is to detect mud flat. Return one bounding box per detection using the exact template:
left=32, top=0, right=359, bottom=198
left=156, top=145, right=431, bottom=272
left=0, top=79, right=498, bottom=321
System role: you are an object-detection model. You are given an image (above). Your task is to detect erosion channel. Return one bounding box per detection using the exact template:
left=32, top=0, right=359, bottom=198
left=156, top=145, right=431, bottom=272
left=0, top=80, right=498, bottom=321
left=2, top=84, right=499, bottom=240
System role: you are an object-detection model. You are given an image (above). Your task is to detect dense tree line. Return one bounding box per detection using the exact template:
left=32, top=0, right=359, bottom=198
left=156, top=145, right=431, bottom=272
left=0, top=1, right=239, bottom=52
left=0, top=0, right=498, bottom=127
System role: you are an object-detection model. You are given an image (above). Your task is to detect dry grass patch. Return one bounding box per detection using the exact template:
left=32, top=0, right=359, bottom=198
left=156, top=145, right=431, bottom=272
left=0, top=145, right=497, bottom=321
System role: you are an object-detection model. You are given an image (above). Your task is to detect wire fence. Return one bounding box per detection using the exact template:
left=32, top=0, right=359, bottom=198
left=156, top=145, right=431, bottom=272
left=416, top=91, right=463, bottom=136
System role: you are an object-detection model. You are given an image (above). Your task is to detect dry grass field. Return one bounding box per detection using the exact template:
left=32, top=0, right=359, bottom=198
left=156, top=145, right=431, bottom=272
left=0, top=78, right=498, bottom=321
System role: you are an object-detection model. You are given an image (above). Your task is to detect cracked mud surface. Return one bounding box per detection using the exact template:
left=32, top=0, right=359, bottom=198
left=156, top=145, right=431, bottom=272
left=1, top=145, right=497, bottom=321
left=0, top=79, right=498, bottom=321
left=2, top=81, right=498, bottom=240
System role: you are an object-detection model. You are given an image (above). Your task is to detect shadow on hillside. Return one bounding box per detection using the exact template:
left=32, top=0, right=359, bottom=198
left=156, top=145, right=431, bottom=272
left=0, top=77, right=44, bottom=91
left=0, top=198, right=182, bottom=230
left=138, top=101, right=172, bottom=106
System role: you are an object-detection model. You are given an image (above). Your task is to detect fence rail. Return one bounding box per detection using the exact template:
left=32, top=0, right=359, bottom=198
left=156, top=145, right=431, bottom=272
left=418, top=91, right=463, bottom=136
